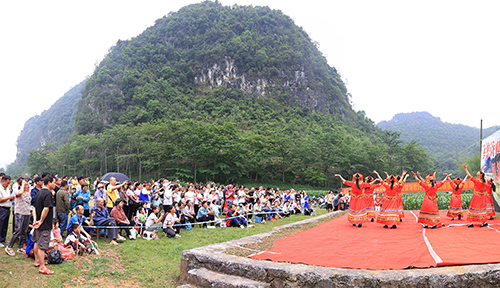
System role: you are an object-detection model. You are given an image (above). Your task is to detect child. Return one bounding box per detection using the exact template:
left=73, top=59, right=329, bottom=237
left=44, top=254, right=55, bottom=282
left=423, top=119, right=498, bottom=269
left=51, top=218, right=63, bottom=245
left=64, top=223, right=96, bottom=255
left=137, top=207, right=147, bottom=225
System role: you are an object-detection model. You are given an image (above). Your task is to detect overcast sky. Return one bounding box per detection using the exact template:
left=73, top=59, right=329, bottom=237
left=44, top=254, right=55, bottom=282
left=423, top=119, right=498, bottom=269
left=1, top=0, right=499, bottom=168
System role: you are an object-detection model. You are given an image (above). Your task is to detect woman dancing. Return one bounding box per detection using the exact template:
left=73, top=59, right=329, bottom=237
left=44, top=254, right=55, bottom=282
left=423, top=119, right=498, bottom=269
left=362, top=175, right=381, bottom=222
left=463, top=164, right=488, bottom=227
left=446, top=176, right=467, bottom=220
left=375, top=171, right=402, bottom=229
left=335, top=173, right=376, bottom=227
left=394, top=172, right=409, bottom=222
left=412, top=172, right=448, bottom=229
left=485, top=178, right=496, bottom=220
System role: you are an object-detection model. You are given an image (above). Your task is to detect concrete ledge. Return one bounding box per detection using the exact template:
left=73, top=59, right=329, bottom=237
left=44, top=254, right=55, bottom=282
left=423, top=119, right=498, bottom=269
left=180, top=211, right=500, bottom=287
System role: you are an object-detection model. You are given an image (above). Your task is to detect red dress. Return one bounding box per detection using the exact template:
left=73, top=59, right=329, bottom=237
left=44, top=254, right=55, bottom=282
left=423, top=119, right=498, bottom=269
left=363, top=184, right=380, bottom=219
left=343, top=181, right=370, bottom=224
left=376, top=182, right=399, bottom=226
left=467, top=178, right=488, bottom=222
left=417, top=181, right=444, bottom=226
left=395, top=182, right=405, bottom=219
left=447, top=183, right=464, bottom=218
left=485, top=184, right=495, bottom=218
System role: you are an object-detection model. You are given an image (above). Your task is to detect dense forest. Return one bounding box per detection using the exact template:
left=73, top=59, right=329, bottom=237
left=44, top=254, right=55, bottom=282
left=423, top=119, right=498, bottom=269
left=8, top=1, right=436, bottom=188
left=377, top=112, right=499, bottom=175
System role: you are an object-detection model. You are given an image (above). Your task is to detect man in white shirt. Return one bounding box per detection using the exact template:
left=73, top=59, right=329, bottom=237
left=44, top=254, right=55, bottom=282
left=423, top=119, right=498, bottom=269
left=163, top=182, right=173, bottom=212
left=0, top=175, right=14, bottom=247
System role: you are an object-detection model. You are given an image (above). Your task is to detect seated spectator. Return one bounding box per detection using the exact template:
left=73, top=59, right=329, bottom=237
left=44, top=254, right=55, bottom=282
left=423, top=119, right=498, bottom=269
left=163, top=206, right=181, bottom=238
left=145, top=204, right=165, bottom=239
left=110, top=199, right=133, bottom=240
left=226, top=204, right=251, bottom=229
left=304, top=204, right=316, bottom=216
left=67, top=205, right=93, bottom=234
left=253, top=198, right=267, bottom=223
left=182, top=200, right=195, bottom=223
left=196, top=201, right=215, bottom=229
left=64, top=223, right=96, bottom=255
left=90, top=198, right=125, bottom=245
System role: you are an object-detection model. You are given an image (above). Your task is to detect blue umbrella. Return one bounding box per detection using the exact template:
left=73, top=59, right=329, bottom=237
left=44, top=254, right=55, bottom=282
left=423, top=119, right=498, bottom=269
left=101, top=172, right=131, bottom=182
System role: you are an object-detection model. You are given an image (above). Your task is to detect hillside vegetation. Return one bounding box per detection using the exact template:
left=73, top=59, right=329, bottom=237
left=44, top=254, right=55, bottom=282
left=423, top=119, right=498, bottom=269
left=12, top=2, right=434, bottom=188
left=377, top=112, right=499, bottom=175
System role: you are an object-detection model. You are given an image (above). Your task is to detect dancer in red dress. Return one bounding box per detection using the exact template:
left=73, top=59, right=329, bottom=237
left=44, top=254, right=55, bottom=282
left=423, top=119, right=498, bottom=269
left=446, top=176, right=467, bottom=220
left=485, top=178, right=496, bottom=220
left=463, top=164, right=488, bottom=228
left=394, top=172, right=409, bottom=222
left=412, top=171, right=448, bottom=229
left=362, top=176, right=381, bottom=222
left=374, top=171, right=402, bottom=229
left=335, top=173, right=376, bottom=227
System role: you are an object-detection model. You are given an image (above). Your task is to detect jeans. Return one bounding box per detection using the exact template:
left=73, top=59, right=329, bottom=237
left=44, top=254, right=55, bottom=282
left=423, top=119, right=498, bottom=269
left=57, top=212, right=68, bottom=237
left=229, top=217, right=247, bottom=227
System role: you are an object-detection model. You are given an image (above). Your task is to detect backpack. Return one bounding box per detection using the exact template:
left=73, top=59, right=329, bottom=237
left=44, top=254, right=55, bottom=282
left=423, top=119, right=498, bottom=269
left=48, top=249, right=63, bottom=264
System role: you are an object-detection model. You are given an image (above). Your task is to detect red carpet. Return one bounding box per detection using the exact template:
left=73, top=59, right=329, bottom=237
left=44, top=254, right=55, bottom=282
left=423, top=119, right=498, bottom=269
left=251, top=211, right=500, bottom=270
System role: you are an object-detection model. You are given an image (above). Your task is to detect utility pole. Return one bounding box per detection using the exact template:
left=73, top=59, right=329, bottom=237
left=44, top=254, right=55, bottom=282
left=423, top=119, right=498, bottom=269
left=480, top=119, right=483, bottom=155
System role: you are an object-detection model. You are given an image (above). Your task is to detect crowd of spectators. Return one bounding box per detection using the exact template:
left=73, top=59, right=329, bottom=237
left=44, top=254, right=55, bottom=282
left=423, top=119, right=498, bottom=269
left=0, top=172, right=323, bottom=275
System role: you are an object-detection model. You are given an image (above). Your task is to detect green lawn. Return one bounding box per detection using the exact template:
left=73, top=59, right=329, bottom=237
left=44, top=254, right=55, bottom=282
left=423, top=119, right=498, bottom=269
left=0, top=210, right=327, bottom=288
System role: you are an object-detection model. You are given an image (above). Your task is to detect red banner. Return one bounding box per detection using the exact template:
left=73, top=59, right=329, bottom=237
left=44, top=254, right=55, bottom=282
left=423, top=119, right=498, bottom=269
left=341, top=180, right=474, bottom=194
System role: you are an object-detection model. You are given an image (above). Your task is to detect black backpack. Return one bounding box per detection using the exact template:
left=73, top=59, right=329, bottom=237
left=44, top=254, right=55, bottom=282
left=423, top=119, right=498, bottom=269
left=48, top=249, right=63, bottom=264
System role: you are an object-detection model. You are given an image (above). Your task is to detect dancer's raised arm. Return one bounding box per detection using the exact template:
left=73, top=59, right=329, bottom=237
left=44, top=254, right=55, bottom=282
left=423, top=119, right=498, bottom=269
left=462, top=164, right=473, bottom=179
left=373, top=171, right=383, bottom=182
left=335, top=174, right=347, bottom=183
left=411, top=171, right=421, bottom=182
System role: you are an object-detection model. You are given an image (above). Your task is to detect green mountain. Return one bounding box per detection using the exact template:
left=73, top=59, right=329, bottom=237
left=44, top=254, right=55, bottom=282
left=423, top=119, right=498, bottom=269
left=75, top=1, right=355, bottom=134
left=17, top=2, right=435, bottom=187
left=7, top=79, right=87, bottom=176
left=377, top=111, right=500, bottom=174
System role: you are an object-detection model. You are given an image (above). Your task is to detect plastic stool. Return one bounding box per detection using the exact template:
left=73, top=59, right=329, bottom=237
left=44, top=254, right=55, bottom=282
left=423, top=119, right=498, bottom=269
left=143, top=231, right=155, bottom=241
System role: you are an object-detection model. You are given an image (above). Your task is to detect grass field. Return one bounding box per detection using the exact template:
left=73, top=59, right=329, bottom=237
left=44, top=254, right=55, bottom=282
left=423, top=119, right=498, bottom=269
left=0, top=210, right=327, bottom=288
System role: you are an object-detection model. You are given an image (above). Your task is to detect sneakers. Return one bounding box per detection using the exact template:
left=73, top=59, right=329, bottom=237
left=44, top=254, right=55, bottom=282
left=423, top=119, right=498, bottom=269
left=5, top=247, right=15, bottom=256
left=17, top=248, right=25, bottom=254
left=0, top=243, right=4, bottom=248
left=175, top=234, right=181, bottom=238
left=207, top=226, right=216, bottom=229
left=240, top=225, right=245, bottom=229
left=248, top=225, right=255, bottom=228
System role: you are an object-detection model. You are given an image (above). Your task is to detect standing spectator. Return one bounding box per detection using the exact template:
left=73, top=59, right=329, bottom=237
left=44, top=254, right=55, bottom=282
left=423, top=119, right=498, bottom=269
left=333, top=193, right=340, bottom=211
left=5, top=178, right=30, bottom=255
left=90, top=198, right=125, bottom=245
left=106, top=177, right=126, bottom=214
left=138, top=182, right=151, bottom=204
left=94, top=183, right=106, bottom=207
left=30, top=176, right=43, bottom=206
left=32, top=175, right=55, bottom=275
left=326, top=191, right=334, bottom=213
left=80, top=183, right=91, bottom=217
left=126, top=183, right=138, bottom=221
left=0, top=175, right=14, bottom=247
left=56, top=180, right=71, bottom=237
left=163, top=183, right=173, bottom=213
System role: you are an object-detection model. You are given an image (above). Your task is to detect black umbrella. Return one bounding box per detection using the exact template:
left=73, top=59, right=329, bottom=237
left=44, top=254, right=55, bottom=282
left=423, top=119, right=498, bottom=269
left=101, top=172, right=131, bottom=182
